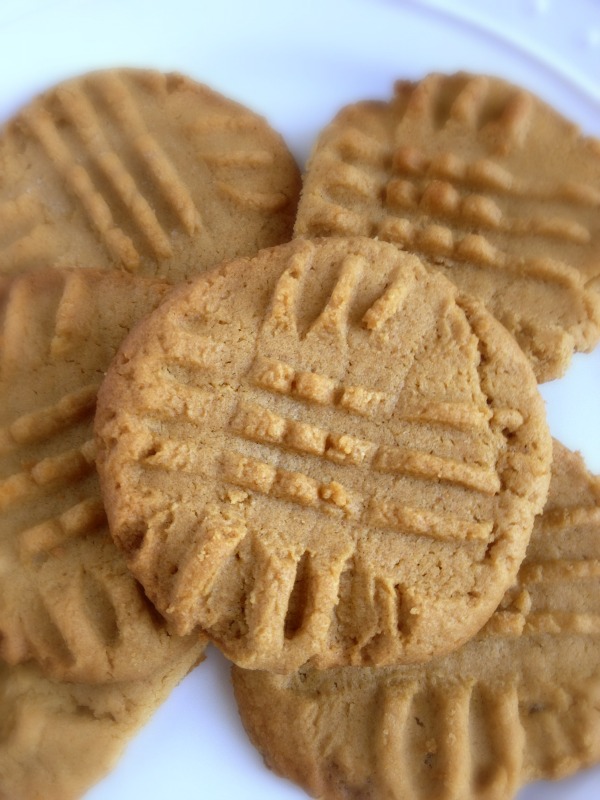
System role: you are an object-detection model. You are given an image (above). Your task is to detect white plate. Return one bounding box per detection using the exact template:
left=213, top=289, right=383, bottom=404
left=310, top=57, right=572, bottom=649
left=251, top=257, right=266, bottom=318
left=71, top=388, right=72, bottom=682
left=1, top=1, right=599, bottom=798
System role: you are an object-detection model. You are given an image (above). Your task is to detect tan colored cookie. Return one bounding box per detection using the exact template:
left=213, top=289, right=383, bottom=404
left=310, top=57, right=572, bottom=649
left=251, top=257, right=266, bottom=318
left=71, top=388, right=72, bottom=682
left=232, top=441, right=600, bottom=800
left=95, top=236, right=551, bottom=672
left=0, top=645, right=204, bottom=800
left=294, top=72, right=600, bottom=382
left=0, top=267, right=199, bottom=683
left=0, top=68, right=301, bottom=281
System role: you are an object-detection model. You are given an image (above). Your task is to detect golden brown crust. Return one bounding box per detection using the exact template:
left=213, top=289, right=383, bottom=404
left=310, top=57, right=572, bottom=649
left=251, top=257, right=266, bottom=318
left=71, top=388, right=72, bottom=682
left=0, top=68, right=301, bottom=282
left=0, top=268, right=199, bottom=683
left=232, top=441, right=600, bottom=800
left=294, top=72, right=600, bottom=382
left=95, top=236, right=551, bottom=672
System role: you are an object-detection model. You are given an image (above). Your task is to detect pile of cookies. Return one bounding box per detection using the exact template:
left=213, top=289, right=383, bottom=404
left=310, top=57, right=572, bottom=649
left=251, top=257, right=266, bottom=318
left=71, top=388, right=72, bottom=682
left=0, top=68, right=599, bottom=800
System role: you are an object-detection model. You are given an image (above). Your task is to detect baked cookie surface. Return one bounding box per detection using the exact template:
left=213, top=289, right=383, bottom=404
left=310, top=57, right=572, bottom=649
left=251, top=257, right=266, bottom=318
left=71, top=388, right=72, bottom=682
left=232, top=441, right=600, bottom=800
left=0, top=646, right=203, bottom=800
left=294, top=72, right=600, bottom=382
left=0, top=268, right=197, bottom=683
left=0, top=68, right=301, bottom=281
left=96, top=236, right=551, bottom=672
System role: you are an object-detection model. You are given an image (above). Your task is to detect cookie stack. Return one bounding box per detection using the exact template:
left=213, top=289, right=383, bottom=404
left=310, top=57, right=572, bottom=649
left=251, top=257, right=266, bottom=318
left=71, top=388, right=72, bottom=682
left=0, top=68, right=300, bottom=799
left=0, top=69, right=599, bottom=800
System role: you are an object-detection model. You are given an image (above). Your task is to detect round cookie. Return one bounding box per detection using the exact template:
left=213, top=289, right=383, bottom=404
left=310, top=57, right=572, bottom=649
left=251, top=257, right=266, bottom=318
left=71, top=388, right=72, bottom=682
left=232, top=441, right=600, bottom=800
left=0, top=68, right=301, bottom=281
left=294, top=72, right=600, bottom=382
left=95, top=236, right=551, bottom=672
left=0, top=267, right=198, bottom=683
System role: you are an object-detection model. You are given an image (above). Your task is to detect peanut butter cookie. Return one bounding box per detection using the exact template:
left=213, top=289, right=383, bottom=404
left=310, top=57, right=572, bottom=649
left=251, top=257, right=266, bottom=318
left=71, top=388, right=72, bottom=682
left=96, top=236, right=551, bottom=672
left=0, top=68, right=301, bottom=281
left=295, top=73, right=600, bottom=381
left=0, top=267, right=197, bottom=682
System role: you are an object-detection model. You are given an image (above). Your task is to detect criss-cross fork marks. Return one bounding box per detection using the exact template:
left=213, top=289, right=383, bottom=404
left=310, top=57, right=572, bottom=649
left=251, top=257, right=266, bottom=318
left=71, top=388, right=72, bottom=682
left=138, top=252, right=499, bottom=545
left=129, top=244, right=502, bottom=521
left=247, top=243, right=500, bottom=465
left=324, top=151, right=593, bottom=246
left=125, top=240, right=539, bottom=668
left=131, top=386, right=453, bottom=657
left=230, top=401, right=375, bottom=466
left=140, top=436, right=494, bottom=548
left=153, top=353, right=498, bottom=661
left=221, top=450, right=357, bottom=516
left=9, top=71, right=294, bottom=271
left=229, top=399, right=500, bottom=496
left=0, top=415, right=148, bottom=679
left=226, top=246, right=501, bottom=514
left=300, top=77, right=599, bottom=298
left=136, top=371, right=500, bottom=641
left=388, top=141, right=600, bottom=208
left=252, top=354, right=504, bottom=434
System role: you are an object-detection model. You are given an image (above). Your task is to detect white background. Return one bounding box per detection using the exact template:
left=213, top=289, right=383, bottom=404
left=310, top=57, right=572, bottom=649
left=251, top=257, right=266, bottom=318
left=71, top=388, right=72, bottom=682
left=0, top=1, right=598, bottom=799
